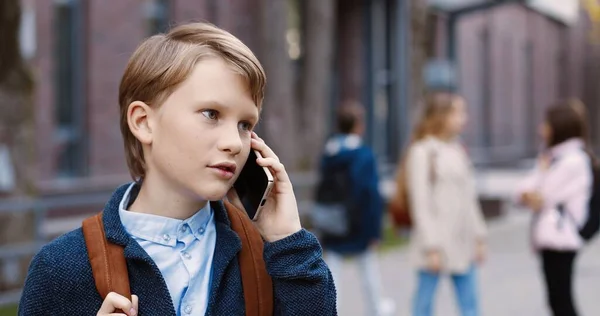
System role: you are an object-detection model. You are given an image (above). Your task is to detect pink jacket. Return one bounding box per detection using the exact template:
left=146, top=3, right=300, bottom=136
left=515, top=138, right=592, bottom=251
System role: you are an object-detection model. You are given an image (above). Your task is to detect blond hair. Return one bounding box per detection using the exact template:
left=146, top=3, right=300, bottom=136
left=118, top=22, right=266, bottom=181
left=411, top=92, right=462, bottom=142
left=390, top=92, right=463, bottom=216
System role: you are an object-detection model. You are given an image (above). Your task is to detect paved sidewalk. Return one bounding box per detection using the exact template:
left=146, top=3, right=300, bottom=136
left=335, top=211, right=600, bottom=316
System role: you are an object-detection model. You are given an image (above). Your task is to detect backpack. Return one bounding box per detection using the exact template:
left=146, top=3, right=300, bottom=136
left=553, top=153, right=600, bottom=243
left=578, top=163, right=600, bottom=242
left=388, top=158, right=411, bottom=229
left=311, top=161, right=358, bottom=238
left=388, top=149, right=437, bottom=229
left=82, top=201, right=273, bottom=316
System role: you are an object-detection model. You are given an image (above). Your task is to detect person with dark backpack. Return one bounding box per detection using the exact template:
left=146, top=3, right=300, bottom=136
left=310, top=101, right=394, bottom=316
left=516, top=99, right=596, bottom=316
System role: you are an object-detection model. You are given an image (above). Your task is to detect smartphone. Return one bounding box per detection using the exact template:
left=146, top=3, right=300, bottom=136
left=233, top=150, right=274, bottom=220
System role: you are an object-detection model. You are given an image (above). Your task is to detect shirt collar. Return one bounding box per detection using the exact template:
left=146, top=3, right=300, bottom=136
left=324, top=134, right=362, bottom=155
left=118, top=183, right=213, bottom=247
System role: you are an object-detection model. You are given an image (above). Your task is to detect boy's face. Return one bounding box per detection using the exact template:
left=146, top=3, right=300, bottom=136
left=141, top=57, right=259, bottom=201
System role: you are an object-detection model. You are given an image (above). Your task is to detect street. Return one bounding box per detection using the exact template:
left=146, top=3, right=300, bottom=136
left=336, top=210, right=600, bottom=316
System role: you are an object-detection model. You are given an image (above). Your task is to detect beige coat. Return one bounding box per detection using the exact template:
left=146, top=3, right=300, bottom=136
left=406, top=137, right=487, bottom=274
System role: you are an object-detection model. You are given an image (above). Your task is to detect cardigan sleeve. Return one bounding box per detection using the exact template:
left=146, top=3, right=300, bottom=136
left=406, top=144, right=441, bottom=250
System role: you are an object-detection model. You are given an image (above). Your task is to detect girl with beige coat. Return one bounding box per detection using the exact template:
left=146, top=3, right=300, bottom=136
left=402, top=92, right=487, bottom=316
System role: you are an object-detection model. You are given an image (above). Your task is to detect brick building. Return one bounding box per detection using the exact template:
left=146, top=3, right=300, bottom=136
left=19, top=0, right=596, bottom=195
left=22, top=0, right=414, bottom=194
left=428, top=0, right=595, bottom=166
left=28, top=0, right=281, bottom=194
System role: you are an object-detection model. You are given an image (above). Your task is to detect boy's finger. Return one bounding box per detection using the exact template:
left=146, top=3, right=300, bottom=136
left=251, top=132, right=265, bottom=143
left=98, top=292, right=134, bottom=315
left=251, top=139, right=279, bottom=162
left=257, top=157, right=289, bottom=183
left=132, top=295, right=139, bottom=313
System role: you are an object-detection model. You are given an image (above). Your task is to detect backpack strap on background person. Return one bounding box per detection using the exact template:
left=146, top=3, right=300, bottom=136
left=224, top=201, right=274, bottom=316
left=82, top=212, right=131, bottom=306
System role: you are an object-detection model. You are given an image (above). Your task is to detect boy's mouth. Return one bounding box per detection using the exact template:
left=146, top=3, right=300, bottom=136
left=209, top=162, right=237, bottom=174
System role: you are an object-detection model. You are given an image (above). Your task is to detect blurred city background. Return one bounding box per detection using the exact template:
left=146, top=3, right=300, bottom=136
left=1, top=0, right=599, bottom=315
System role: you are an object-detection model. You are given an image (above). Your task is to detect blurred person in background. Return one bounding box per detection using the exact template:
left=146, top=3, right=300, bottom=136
left=311, top=101, right=394, bottom=316
left=401, top=92, right=487, bottom=316
left=515, top=100, right=596, bottom=316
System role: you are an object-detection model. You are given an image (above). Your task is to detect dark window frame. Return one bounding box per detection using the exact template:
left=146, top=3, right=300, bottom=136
left=54, top=0, right=87, bottom=178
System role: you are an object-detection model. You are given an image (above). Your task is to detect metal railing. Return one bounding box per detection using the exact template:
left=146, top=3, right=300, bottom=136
left=0, top=170, right=403, bottom=307
left=0, top=172, right=326, bottom=307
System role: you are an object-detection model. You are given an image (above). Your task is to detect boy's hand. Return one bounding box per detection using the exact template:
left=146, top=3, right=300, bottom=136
left=97, top=292, right=138, bottom=316
left=228, top=132, right=302, bottom=242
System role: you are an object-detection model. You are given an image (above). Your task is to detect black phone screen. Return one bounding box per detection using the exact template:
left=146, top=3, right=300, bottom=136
left=233, top=150, right=270, bottom=219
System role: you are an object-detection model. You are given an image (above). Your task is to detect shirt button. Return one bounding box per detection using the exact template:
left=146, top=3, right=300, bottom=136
left=182, top=251, right=191, bottom=260
left=184, top=305, right=193, bottom=314
left=162, top=234, right=171, bottom=242
left=180, top=225, right=188, bottom=233
left=198, top=227, right=205, bottom=234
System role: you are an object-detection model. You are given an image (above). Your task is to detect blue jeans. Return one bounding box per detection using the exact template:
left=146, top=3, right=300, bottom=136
left=412, top=266, right=479, bottom=316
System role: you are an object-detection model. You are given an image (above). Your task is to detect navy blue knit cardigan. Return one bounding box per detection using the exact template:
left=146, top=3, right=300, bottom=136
left=18, top=184, right=337, bottom=315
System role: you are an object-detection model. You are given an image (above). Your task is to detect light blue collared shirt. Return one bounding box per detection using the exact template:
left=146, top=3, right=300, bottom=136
left=119, top=184, right=216, bottom=316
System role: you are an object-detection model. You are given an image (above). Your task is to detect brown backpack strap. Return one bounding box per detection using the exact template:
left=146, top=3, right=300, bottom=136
left=82, top=212, right=132, bottom=302
left=224, top=201, right=274, bottom=316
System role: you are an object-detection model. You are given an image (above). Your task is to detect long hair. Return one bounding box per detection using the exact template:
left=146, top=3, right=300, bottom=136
left=545, top=99, right=596, bottom=165
left=411, top=92, right=462, bottom=143
left=390, top=92, right=463, bottom=213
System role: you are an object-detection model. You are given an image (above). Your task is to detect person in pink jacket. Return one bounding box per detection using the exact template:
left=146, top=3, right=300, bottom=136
left=516, top=99, right=594, bottom=316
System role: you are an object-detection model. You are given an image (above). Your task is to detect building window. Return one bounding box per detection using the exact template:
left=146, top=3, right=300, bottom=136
left=19, top=2, right=36, bottom=60
left=525, top=40, right=535, bottom=154
left=145, top=0, right=170, bottom=35
left=480, top=27, right=491, bottom=148
left=501, top=36, right=514, bottom=146
left=287, top=0, right=304, bottom=92
left=54, top=0, right=86, bottom=178
left=287, top=0, right=303, bottom=61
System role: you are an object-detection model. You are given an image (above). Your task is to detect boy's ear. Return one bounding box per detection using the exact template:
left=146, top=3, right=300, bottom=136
left=127, top=101, right=154, bottom=145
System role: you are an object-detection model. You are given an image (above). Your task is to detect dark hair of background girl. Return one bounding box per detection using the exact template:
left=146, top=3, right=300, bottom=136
left=546, top=99, right=597, bottom=164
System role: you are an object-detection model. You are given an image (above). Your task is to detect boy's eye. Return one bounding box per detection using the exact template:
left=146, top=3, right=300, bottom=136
left=239, top=121, right=253, bottom=132
left=201, top=110, right=218, bottom=120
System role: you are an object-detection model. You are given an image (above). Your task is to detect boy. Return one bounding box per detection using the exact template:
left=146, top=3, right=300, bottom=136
left=313, top=102, right=393, bottom=315
left=19, top=22, right=336, bottom=315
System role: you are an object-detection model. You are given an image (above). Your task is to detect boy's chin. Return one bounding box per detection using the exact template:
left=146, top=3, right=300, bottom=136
left=191, top=184, right=230, bottom=202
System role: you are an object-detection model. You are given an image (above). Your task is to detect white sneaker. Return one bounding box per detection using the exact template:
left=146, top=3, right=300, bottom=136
left=379, top=297, right=396, bottom=316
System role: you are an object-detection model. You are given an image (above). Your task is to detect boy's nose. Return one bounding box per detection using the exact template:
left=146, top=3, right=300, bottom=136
left=217, top=126, right=243, bottom=155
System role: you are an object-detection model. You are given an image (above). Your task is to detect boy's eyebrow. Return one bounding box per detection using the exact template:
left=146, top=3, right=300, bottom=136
left=199, top=99, right=259, bottom=121
left=197, top=99, right=228, bottom=108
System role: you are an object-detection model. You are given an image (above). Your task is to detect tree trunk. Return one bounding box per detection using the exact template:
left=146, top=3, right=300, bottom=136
left=257, top=0, right=298, bottom=168
left=298, top=0, right=336, bottom=170
left=0, top=0, right=36, bottom=291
